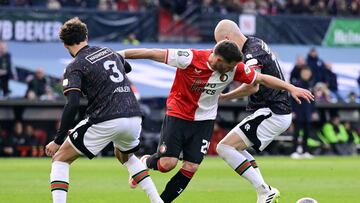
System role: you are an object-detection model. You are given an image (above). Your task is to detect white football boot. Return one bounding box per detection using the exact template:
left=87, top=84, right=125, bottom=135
left=257, top=186, right=280, bottom=203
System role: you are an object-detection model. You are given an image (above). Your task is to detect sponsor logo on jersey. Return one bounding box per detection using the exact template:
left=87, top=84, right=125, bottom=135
left=85, top=48, right=113, bottom=64
left=113, top=85, right=131, bottom=93
left=177, top=50, right=190, bottom=57
left=219, top=73, right=228, bottom=82
left=191, top=79, right=217, bottom=95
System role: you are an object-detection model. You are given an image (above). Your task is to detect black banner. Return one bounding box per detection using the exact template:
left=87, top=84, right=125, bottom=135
left=194, top=13, right=332, bottom=45
left=0, top=8, right=158, bottom=42
left=256, top=15, right=331, bottom=45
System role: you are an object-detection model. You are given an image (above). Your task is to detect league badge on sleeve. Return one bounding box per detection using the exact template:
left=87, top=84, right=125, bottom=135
left=177, top=50, right=190, bottom=57
left=62, top=79, right=69, bottom=87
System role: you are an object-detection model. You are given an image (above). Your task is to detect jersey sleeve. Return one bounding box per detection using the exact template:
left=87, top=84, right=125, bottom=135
left=233, top=62, right=257, bottom=84
left=165, top=49, right=193, bottom=69
left=62, top=64, right=83, bottom=95
left=244, top=49, right=266, bottom=72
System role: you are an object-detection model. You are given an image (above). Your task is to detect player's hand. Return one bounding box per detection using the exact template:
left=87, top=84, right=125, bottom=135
left=46, top=141, right=61, bottom=157
left=290, top=87, right=314, bottom=104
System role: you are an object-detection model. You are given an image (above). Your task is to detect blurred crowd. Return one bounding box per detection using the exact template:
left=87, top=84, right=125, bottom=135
left=0, top=121, right=54, bottom=157
left=200, top=0, right=360, bottom=16
left=289, top=47, right=360, bottom=158
left=0, top=0, right=359, bottom=16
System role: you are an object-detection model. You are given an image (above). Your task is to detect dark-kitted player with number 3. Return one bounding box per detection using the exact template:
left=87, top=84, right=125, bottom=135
left=45, top=17, right=163, bottom=203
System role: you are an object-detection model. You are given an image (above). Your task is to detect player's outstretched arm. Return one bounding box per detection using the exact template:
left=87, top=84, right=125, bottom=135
left=255, top=73, right=314, bottom=104
left=117, top=49, right=167, bottom=63
left=220, top=83, right=259, bottom=101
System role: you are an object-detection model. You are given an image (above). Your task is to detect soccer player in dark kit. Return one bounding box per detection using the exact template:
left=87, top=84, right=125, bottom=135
left=118, top=40, right=313, bottom=203
left=214, top=19, right=313, bottom=203
left=45, top=17, right=163, bottom=203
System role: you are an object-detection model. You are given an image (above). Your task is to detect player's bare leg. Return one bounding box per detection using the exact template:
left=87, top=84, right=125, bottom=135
left=146, top=155, right=178, bottom=172
left=160, top=161, right=198, bottom=203
left=115, top=149, right=163, bottom=203
left=216, top=131, right=280, bottom=203
left=50, top=140, right=81, bottom=203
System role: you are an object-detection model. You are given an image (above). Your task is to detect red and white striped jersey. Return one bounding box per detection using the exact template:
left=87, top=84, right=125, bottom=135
left=165, top=49, right=257, bottom=121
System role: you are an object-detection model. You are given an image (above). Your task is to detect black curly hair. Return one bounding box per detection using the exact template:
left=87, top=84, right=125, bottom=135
left=59, top=17, right=88, bottom=46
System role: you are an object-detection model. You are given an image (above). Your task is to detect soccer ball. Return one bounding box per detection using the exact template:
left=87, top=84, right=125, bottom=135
left=296, top=197, right=318, bottom=203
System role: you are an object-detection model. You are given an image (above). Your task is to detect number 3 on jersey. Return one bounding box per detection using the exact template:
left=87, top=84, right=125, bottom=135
left=200, top=139, right=210, bottom=154
left=103, top=60, right=124, bottom=83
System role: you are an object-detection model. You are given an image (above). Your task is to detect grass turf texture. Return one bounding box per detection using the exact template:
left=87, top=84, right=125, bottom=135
left=0, top=156, right=358, bottom=203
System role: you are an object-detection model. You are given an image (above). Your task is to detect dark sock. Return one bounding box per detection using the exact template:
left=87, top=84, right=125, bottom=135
left=146, top=153, right=160, bottom=170
left=160, top=168, right=194, bottom=203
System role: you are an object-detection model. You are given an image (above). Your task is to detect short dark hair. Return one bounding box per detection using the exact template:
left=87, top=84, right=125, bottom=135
left=214, top=40, right=243, bottom=63
left=59, top=17, right=88, bottom=46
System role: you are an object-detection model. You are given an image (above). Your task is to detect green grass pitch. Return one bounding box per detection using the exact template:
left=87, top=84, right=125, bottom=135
left=0, top=156, right=359, bottom=203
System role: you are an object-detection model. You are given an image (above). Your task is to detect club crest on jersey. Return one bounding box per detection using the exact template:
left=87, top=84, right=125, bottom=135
left=159, top=143, right=167, bottom=154
left=177, top=50, right=190, bottom=57
left=219, top=73, right=228, bottom=82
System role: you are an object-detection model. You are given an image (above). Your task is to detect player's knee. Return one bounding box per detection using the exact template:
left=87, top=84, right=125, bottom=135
left=52, top=151, right=73, bottom=164
left=182, top=162, right=199, bottom=173
left=216, top=143, right=231, bottom=158
left=159, top=157, right=178, bottom=172
left=52, top=145, right=78, bottom=164
left=114, top=149, right=129, bottom=164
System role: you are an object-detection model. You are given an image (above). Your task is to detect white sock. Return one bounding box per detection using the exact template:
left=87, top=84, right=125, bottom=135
left=239, top=150, right=265, bottom=184
left=124, top=155, right=163, bottom=203
left=50, top=161, right=70, bottom=203
left=217, top=144, right=268, bottom=192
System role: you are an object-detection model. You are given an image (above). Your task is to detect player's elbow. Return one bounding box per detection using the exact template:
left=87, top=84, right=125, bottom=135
left=251, top=84, right=259, bottom=93
left=254, top=72, right=265, bottom=84
left=149, top=49, right=166, bottom=63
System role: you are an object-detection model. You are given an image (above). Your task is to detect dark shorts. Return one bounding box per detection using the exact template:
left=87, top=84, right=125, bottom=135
left=157, top=115, right=215, bottom=164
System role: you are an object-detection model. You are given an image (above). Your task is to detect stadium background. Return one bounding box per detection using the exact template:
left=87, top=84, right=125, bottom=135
left=0, top=0, right=360, bottom=202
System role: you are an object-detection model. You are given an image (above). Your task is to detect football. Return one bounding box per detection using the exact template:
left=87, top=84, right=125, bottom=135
left=296, top=197, right=318, bottom=203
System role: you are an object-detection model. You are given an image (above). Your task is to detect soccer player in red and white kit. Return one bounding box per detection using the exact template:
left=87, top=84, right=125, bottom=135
left=118, top=40, right=313, bottom=203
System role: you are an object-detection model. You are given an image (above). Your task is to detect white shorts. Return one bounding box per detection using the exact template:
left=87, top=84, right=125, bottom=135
left=66, top=117, right=142, bottom=159
left=231, top=108, right=291, bottom=151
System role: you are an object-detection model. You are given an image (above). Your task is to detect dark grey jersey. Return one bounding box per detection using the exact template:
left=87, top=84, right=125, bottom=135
left=242, top=37, right=291, bottom=114
left=62, top=45, right=142, bottom=123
